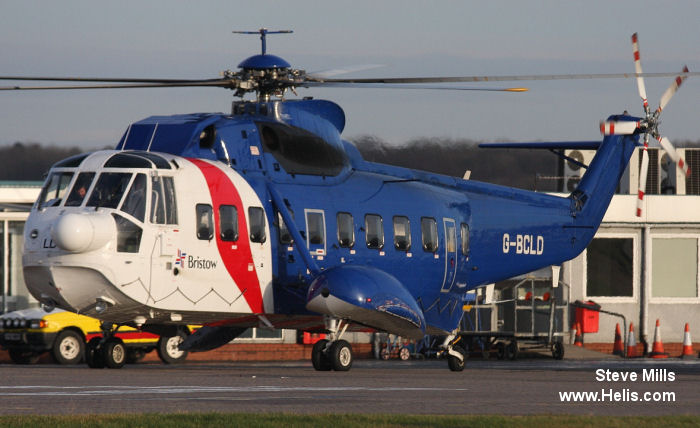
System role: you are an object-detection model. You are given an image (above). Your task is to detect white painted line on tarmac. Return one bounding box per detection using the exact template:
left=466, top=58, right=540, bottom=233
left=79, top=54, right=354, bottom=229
left=0, top=385, right=468, bottom=396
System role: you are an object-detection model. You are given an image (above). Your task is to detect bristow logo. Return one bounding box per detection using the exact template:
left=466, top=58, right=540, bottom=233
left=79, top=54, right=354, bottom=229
left=175, top=249, right=187, bottom=267
left=502, top=233, right=544, bottom=255
left=175, top=249, right=218, bottom=270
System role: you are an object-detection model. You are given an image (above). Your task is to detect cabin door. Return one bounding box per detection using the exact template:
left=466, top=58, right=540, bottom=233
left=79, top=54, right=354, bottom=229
left=441, top=218, right=457, bottom=292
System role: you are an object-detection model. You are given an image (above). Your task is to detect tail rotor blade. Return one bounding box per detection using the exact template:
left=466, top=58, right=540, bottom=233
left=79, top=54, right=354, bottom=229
left=656, top=135, right=690, bottom=177
left=657, top=66, right=689, bottom=115
left=632, top=33, right=650, bottom=115
left=637, top=141, right=650, bottom=217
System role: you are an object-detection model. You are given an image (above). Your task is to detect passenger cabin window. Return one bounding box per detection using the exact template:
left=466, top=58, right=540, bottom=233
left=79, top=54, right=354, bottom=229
left=120, top=173, right=147, bottom=222
left=38, top=171, right=74, bottom=209
left=365, top=214, right=384, bottom=250
left=219, top=205, right=238, bottom=242
left=196, top=204, right=213, bottom=240
left=277, top=211, right=293, bottom=244
left=393, top=216, right=411, bottom=251
left=421, top=217, right=438, bottom=253
left=64, top=172, right=95, bottom=207
left=337, top=212, right=354, bottom=248
left=306, top=211, right=325, bottom=245
left=461, top=223, right=470, bottom=257
left=249, top=207, right=266, bottom=243
left=151, top=176, right=178, bottom=225
left=86, top=172, right=131, bottom=209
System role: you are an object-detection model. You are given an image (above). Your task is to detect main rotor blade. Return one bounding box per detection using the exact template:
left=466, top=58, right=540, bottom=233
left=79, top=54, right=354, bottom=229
left=0, top=76, right=219, bottom=84
left=631, top=33, right=650, bottom=115
left=0, top=80, right=236, bottom=91
left=309, top=71, right=700, bottom=84
left=302, top=81, right=528, bottom=91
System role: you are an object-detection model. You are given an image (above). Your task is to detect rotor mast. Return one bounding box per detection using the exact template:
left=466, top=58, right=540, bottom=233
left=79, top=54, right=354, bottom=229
left=230, top=28, right=301, bottom=102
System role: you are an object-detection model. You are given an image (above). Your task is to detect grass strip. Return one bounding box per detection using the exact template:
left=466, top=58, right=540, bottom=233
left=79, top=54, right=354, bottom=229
left=0, top=413, right=698, bottom=428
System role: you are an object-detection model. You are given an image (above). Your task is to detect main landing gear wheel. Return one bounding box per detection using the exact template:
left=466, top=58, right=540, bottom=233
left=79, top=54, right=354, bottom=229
left=399, top=346, right=411, bottom=361
left=52, top=330, right=84, bottom=364
left=330, top=340, right=353, bottom=371
left=311, top=339, right=332, bottom=371
left=311, top=318, right=354, bottom=372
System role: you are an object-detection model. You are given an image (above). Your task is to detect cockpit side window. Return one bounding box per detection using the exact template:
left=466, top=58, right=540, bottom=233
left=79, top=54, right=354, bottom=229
left=86, top=173, right=132, bottom=209
left=120, top=173, right=147, bottom=222
left=38, top=171, right=74, bottom=209
left=65, top=172, right=95, bottom=207
left=150, top=176, right=178, bottom=225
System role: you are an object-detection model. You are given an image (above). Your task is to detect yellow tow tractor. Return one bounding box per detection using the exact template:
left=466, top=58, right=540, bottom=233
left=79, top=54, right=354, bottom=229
left=0, top=308, right=192, bottom=365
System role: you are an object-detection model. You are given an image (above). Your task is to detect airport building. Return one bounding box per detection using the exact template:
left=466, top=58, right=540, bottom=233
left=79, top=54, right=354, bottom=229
left=1, top=146, right=699, bottom=354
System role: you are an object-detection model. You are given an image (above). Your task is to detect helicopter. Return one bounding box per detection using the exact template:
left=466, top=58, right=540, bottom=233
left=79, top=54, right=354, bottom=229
left=2, top=30, right=692, bottom=371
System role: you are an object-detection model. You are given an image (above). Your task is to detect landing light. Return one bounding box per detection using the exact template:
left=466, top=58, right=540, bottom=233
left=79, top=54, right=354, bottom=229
left=41, top=299, right=56, bottom=313
left=95, top=297, right=115, bottom=314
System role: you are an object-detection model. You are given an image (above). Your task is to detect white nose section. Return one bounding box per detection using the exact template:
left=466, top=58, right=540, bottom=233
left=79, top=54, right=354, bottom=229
left=51, top=213, right=116, bottom=253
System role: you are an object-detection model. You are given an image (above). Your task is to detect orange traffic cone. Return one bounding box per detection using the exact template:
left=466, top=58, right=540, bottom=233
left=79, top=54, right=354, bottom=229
left=626, top=323, right=637, bottom=358
left=574, top=322, right=583, bottom=347
left=649, top=319, right=669, bottom=359
left=613, top=323, right=624, bottom=357
left=680, top=323, right=695, bottom=359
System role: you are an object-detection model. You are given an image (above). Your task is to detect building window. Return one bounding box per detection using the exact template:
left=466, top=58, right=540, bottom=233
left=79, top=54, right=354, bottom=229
left=219, top=205, right=238, bottom=242
left=196, top=204, right=213, bottom=240
left=248, top=207, right=266, bottom=243
left=393, top=216, right=411, bottom=251
left=652, top=238, right=698, bottom=298
left=337, top=212, right=354, bottom=248
left=421, top=217, right=438, bottom=253
left=586, top=238, right=634, bottom=297
left=237, top=328, right=283, bottom=340
left=365, top=214, right=384, bottom=249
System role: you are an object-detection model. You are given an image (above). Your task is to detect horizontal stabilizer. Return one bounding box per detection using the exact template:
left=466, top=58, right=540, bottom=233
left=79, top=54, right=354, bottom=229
left=479, top=141, right=601, bottom=150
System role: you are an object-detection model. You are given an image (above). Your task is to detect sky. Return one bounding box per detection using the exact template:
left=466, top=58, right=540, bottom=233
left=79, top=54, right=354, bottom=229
left=1, top=0, right=700, bottom=149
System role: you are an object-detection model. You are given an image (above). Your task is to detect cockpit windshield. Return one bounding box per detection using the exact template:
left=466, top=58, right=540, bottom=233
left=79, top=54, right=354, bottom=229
left=86, top=173, right=132, bottom=209
left=37, top=171, right=74, bottom=209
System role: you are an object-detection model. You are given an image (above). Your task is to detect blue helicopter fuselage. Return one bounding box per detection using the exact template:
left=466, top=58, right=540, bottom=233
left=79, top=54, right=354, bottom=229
left=116, top=98, right=637, bottom=334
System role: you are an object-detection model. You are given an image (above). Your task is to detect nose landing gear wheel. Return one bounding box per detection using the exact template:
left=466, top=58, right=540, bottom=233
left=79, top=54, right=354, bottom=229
left=158, top=331, right=188, bottom=364
left=103, top=337, right=126, bottom=369
left=86, top=337, right=105, bottom=369
left=447, top=345, right=466, bottom=372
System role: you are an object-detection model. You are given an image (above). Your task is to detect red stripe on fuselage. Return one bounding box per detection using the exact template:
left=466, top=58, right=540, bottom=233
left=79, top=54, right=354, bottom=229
left=189, top=159, right=264, bottom=313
